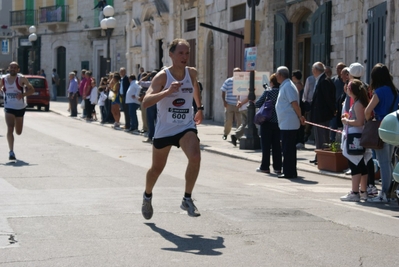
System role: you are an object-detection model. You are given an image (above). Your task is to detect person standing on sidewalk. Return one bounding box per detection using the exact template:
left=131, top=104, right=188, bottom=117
left=230, top=94, right=248, bottom=147
left=119, top=67, right=130, bottom=129
left=141, top=38, right=203, bottom=220
left=67, top=72, right=78, bottom=117
left=125, top=74, right=141, bottom=133
left=255, top=73, right=282, bottom=174
left=275, top=66, right=305, bottom=178
left=79, top=69, right=88, bottom=118
left=0, top=61, right=35, bottom=160
left=309, top=62, right=336, bottom=164
left=51, top=68, right=59, bottom=101
left=221, top=67, right=241, bottom=140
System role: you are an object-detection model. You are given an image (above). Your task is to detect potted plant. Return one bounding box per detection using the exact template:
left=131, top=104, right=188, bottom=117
left=315, top=142, right=348, bottom=172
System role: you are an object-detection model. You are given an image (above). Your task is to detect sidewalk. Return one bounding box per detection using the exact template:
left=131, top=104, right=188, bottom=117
left=48, top=97, right=348, bottom=179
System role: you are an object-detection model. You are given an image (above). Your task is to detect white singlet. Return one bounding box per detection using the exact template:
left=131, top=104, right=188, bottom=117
left=3, top=74, right=26, bottom=110
left=154, top=67, right=196, bottom=138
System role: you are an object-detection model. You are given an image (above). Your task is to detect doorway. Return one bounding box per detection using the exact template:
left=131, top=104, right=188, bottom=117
left=297, top=37, right=311, bottom=79
left=56, top=46, right=66, bottom=96
left=296, top=12, right=311, bottom=79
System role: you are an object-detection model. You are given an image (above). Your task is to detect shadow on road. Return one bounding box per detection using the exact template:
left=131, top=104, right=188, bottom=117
left=2, top=160, right=31, bottom=167
left=145, top=223, right=225, bottom=256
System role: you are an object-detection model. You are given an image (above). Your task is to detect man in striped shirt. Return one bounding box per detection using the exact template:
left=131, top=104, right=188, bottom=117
left=221, top=67, right=242, bottom=140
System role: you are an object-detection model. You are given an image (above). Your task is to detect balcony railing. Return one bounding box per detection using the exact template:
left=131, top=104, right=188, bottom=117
left=286, top=0, right=303, bottom=4
left=10, top=9, right=36, bottom=26
left=39, top=5, right=69, bottom=23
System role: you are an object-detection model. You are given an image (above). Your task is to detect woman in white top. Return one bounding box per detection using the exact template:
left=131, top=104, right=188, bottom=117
left=340, top=79, right=372, bottom=202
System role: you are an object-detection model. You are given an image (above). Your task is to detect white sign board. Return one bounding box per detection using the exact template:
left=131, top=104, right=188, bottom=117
left=233, top=71, right=271, bottom=96
left=244, top=47, right=257, bottom=71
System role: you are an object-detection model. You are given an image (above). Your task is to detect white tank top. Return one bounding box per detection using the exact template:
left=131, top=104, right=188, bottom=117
left=3, top=74, right=26, bottom=110
left=154, top=67, right=196, bottom=138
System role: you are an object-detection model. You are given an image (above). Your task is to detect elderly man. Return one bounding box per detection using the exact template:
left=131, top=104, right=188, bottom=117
left=309, top=62, right=336, bottom=164
left=275, top=66, right=305, bottom=179
left=67, top=72, right=79, bottom=117
left=221, top=67, right=242, bottom=140
left=330, top=62, right=346, bottom=142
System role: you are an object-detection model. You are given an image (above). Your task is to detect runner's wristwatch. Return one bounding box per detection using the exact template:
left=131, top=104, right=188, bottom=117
left=197, top=105, right=204, bottom=110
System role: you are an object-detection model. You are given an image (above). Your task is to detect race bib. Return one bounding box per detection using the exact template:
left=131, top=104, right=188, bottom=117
left=167, top=107, right=190, bottom=124
left=5, top=92, right=19, bottom=103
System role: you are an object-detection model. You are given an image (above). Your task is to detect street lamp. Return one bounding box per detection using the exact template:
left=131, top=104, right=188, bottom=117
left=100, top=5, right=116, bottom=74
left=28, top=26, right=37, bottom=75
left=240, top=0, right=260, bottom=149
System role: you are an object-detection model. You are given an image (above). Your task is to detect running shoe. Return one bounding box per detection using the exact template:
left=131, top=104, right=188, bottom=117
left=359, top=191, right=368, bottom=201
left=141, top=195, right=153, bottom=220
left=180, top=198, right=201, bottom=217
left=9, top=151, right=16, bottom=161
left=367, top=191, right=388, bottom=203
left=366, top=185, right=378, bottom=197
left=340, top=191, right=360, bottom=202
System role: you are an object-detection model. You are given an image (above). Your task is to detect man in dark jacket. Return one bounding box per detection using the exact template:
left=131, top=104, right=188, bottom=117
left=120, top=67, right=130, bottom=130
left=310, top=62, right=336, bottom=164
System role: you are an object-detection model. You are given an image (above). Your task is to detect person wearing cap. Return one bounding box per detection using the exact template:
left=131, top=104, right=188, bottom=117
left=343, top=63, right=365, bottom=114
left=309, top=62, right=336, bottom=164
left=330, top=62, right=346, bottom=142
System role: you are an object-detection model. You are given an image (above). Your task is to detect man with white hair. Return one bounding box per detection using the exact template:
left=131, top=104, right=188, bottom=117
left=67, top=72, right=78, bottom=117
left=309, top=62, right=336, bottom=164
left=275, top=66, right=305, bottom=178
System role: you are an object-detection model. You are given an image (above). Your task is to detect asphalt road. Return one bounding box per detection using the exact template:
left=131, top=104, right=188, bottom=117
left=0, top=108, right=398, bottom=267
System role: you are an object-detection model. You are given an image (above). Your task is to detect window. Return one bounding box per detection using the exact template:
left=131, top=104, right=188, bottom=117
left=231, top=3, right=246, bottom=22
left=185, top=18, right=196, bottom=32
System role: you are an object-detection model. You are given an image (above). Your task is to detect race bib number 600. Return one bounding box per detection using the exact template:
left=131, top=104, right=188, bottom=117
left=167, top=107, right=190, bottom=124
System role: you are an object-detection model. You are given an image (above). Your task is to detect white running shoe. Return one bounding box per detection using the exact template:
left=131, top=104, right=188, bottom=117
left=340, top=191, right=360, bottom=202
left=366, top=185, right=378, bottom=197
left=367, top=191, right=388, bottom=203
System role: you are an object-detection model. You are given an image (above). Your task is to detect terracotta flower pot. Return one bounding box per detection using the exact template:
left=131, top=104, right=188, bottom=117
left=315, top=149, right=348, bottom=173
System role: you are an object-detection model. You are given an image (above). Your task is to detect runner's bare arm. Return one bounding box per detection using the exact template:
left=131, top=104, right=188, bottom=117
left=142, top=71, right=174, bottom=109
left=189, top=68, right=203, bottom=125
left=19, top=76, right=35, bottom=97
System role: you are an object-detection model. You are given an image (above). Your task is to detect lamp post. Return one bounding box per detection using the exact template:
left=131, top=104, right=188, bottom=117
left=240, top=0, right=260, bottom=150
left=100, top=5, right=116, bottom=74
left=28, top=25, right=37, bottom=74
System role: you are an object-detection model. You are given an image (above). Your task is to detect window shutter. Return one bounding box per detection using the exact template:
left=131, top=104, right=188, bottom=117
left=310, top=1, right=332, bottom=66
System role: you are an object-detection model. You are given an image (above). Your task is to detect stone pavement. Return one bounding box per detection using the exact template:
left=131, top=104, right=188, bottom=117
left=47, top=97, right=348, bottom=180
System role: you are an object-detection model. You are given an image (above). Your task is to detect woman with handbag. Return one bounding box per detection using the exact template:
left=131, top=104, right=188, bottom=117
left=340, top=80, right=372, bottom=201
left=254, top=73, right=282, bottom=174
left=365, top=63, right=399, bottom=202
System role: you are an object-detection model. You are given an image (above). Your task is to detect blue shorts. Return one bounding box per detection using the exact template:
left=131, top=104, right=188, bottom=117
left=4, top=108, right=26, bottom=117
left=153, top=129, right=199, bottom=149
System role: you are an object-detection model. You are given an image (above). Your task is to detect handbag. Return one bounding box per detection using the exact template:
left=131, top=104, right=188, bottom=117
left=346, top=133, right=365, bottom=155
left=108, top=90, right=115, bottom=101
left=359, top=119, right=383, bottom=149
left=360, top=95, right=397, bottom=149
left=254, top=99, right=274, bottom=125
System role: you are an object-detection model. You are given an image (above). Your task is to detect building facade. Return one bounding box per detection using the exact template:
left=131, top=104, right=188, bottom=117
left=0, top=0, right=14, bottom=70
left=8, top=1, right=399, bottom=123
left=124, top=0, right=399, bottom=124
left=10, top=0, right=127, bottom=97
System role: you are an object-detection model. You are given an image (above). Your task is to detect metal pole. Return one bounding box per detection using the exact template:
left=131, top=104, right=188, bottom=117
left=106, top=28, right=111, bottom=74
left=240, top=0, right=260, bottom=150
